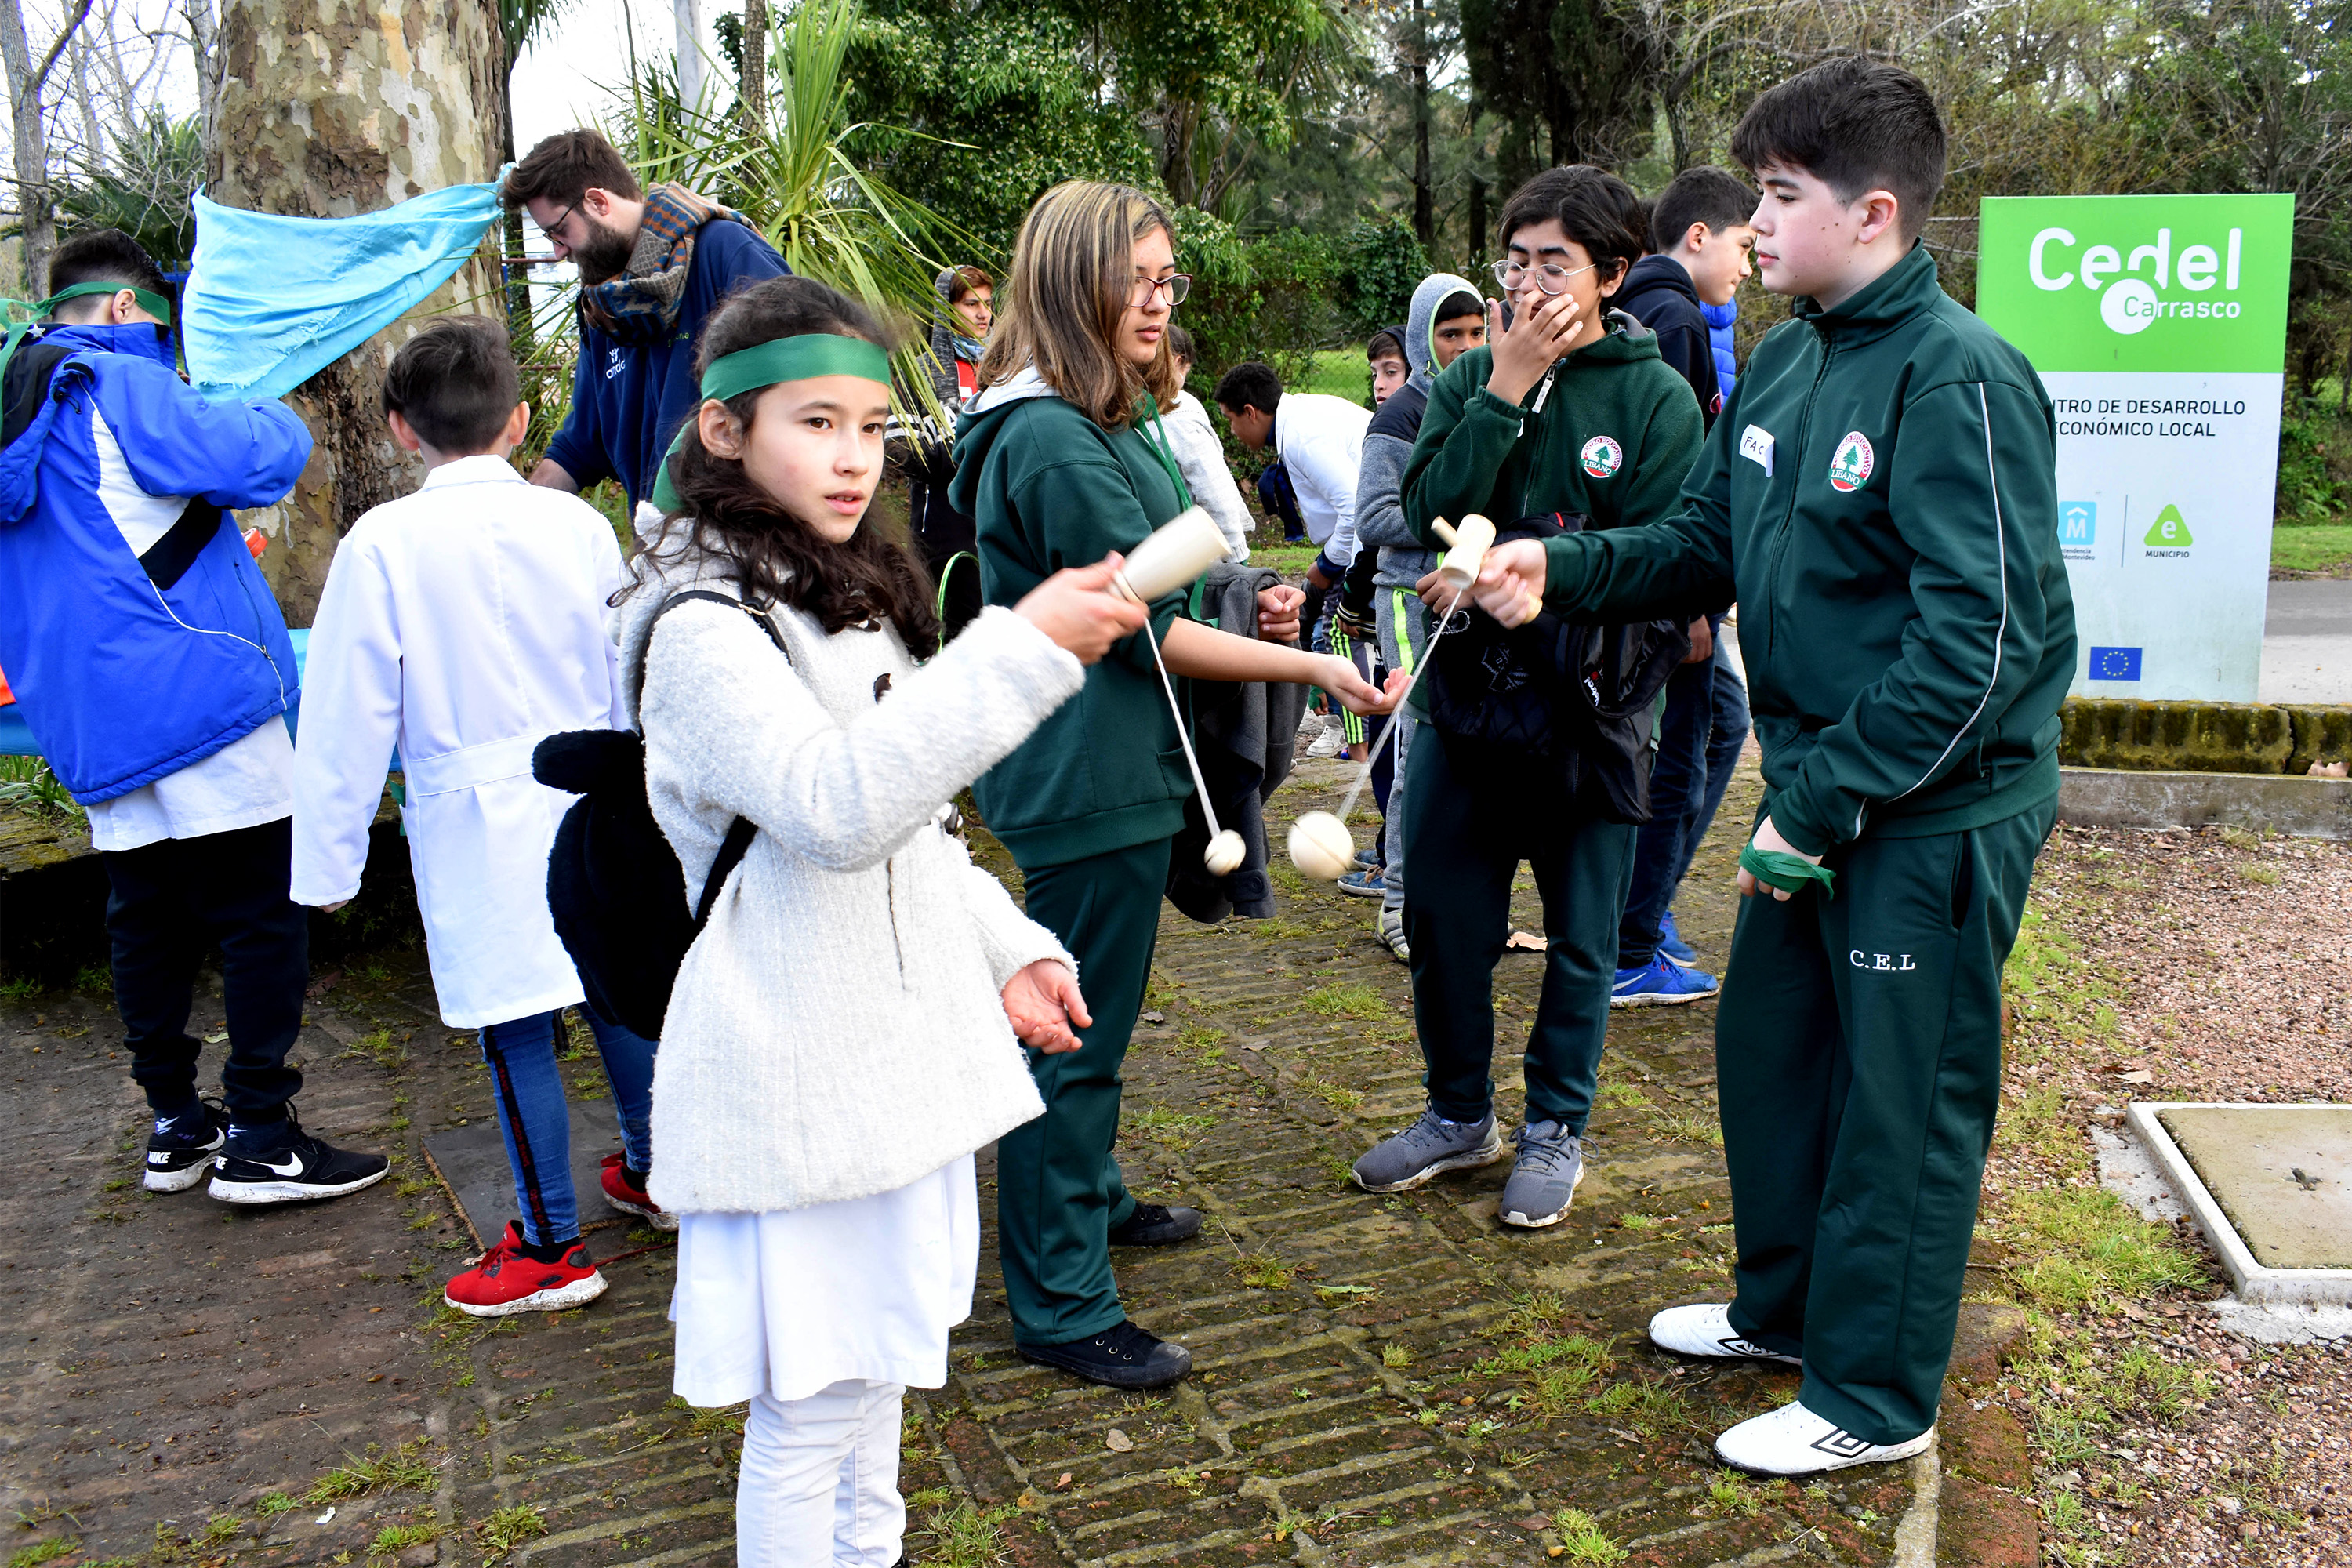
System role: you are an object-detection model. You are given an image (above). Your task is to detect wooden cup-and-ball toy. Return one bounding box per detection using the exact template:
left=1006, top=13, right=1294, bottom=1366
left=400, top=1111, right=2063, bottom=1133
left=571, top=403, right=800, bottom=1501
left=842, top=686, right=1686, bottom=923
left=1428, top=514, right=1495, bottom=593
left=1111, top=506, right=1229, bottom=606
left=1287, top=810, right=1357, bottom=882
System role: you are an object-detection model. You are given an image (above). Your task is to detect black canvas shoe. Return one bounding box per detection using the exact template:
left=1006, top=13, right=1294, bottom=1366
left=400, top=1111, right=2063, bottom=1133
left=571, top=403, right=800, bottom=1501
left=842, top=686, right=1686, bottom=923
left=143, top=1102, right=227, bottom=1193
left=209, top=1105, right=390, bottom=1205
left=1108, top=1203, right=1200, bottom=1247
left=1018, top=1320, right=1193, bottom=1389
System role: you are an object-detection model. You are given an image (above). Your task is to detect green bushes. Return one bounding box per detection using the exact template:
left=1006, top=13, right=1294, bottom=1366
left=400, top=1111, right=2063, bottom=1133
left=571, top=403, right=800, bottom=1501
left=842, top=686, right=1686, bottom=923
left=1171, top=209, right=1428, bottom=390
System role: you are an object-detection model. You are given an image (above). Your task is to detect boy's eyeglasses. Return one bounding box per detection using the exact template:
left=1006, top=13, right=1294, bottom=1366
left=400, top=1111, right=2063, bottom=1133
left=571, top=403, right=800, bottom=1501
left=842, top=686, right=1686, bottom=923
left=1130, top=274, right=1192, bottom=307
left=1490, top=259, right=1598, bottom=296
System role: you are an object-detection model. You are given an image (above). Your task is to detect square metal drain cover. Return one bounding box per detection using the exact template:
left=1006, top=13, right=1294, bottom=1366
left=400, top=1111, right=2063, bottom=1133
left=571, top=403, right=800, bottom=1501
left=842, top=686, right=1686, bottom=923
left=2129, top=1102, right=2352, bottom=1304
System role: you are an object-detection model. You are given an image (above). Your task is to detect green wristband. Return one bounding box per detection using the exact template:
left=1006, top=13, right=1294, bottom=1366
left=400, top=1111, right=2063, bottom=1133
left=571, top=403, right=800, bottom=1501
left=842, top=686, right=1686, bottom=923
left=1740, top=843, right=1836, bottom=899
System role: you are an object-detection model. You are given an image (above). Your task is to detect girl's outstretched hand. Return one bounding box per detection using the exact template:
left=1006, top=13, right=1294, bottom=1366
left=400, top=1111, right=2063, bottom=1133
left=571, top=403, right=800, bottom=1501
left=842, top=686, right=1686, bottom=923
left=1002, top=959, right=1090, bottom=1054
left=1312, top=653, right=1402, bottom=717
left=1014, top=556, right=1149, bottom=663
left=1470, top=539, right=1548, bottom=628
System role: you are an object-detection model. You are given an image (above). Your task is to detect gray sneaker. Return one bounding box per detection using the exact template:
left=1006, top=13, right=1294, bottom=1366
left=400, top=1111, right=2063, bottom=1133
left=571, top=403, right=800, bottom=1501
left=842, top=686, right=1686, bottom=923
left=1498, top=1120, right=1584, bottom=1228
left=1352, top=1109, right=1504, bottom=1192
left=1377, top=906, right=1410, bottom=964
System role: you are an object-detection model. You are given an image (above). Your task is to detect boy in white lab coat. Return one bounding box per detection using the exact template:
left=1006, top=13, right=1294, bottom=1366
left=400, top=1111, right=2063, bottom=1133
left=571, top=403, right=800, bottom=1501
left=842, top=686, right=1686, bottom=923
left=292, top=317, right=662, bottom=1318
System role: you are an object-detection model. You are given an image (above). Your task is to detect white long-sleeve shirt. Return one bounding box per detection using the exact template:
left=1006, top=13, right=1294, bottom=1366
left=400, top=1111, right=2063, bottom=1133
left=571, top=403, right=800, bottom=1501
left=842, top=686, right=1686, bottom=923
left=1275, top=391, right=1371, bottom=564
left=291, top=456, right=626, bottom=1027
left=1160, top=391, right=1251, bottom=562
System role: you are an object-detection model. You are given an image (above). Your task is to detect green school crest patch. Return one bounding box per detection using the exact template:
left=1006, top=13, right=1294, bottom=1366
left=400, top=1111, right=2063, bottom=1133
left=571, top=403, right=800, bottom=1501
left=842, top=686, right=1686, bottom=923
left=1828, top=432, right=1874, bottom=492
left=1581, top=435, right=1623, bottom=479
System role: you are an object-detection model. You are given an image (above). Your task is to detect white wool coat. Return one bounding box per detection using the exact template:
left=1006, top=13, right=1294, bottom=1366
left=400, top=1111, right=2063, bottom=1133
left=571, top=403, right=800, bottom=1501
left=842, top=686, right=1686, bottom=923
left=615, top=553, right=1085, bottom=1214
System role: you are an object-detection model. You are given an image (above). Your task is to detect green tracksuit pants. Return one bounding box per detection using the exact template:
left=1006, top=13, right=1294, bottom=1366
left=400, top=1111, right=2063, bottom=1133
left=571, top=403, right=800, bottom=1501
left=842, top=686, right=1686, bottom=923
left=1717, top=801, right=2054, bottom=1443
left=1402, top=723, right=1638, bottom=1132
left=998, top=836, right=1171, bottom=1346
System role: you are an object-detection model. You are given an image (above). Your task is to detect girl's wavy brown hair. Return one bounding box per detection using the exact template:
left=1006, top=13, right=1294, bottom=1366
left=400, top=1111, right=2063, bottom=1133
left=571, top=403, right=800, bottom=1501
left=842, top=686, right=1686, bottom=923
left=633, top=274, right=941, bottom=659
left=976, top=180, right=1178, bottom=430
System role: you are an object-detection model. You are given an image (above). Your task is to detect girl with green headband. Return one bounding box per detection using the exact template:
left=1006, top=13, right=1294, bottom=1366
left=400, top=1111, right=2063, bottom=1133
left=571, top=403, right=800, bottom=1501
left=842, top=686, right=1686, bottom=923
left=613, top=274, right=1152, bottom=1567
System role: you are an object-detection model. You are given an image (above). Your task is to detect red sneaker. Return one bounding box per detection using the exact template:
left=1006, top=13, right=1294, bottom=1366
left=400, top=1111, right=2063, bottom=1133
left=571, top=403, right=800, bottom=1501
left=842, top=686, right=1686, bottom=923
left=600, top=1151, right=677, bottom=1231
left=444, top=1222, right=608, bottom=1317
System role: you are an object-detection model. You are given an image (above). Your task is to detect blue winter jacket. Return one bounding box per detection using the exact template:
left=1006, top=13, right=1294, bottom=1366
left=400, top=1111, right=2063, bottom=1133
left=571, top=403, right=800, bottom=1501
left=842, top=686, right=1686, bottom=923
left=0, top=321, right=312, bottom=803
left=543, top=220, right=789, bottom=510
left=1703, top=299, right=1739, bottom=404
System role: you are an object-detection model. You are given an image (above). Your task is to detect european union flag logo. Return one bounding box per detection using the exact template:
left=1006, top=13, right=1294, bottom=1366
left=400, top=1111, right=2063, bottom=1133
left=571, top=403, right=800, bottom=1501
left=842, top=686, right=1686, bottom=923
left=2059, top=502, right=2096, bottom=546
left=2089, top=646, right=2143, bottom=681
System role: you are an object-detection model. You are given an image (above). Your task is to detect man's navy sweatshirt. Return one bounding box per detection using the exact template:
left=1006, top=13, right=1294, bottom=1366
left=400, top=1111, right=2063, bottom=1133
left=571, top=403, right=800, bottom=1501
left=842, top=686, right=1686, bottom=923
left=543, top=220, right=789, bottom=510
left=1617, top=255, right=1720, bottom=430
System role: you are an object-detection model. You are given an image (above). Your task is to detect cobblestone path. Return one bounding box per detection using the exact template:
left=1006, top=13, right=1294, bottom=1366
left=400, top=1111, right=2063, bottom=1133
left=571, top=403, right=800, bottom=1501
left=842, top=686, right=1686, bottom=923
left=1, top=754, right=1937, bottom=1567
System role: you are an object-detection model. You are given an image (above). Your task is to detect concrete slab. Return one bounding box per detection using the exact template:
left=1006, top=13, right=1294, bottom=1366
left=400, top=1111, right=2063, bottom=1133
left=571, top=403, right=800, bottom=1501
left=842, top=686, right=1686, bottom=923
left=2057, top=766, right=2352, bottom=839
left=422, top=1098, right=636, bottom=1248
left=2159, top=1104, right=2352, bottom=1269
left=2128, top=1102, right=2352, bottom=1305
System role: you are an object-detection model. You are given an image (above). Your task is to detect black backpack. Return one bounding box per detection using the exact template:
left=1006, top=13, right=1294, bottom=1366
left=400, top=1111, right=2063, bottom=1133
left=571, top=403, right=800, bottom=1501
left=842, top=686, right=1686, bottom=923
left=532, top=590, right=789, bottom=1039
left=1421, top=512, right=1689, bottom=822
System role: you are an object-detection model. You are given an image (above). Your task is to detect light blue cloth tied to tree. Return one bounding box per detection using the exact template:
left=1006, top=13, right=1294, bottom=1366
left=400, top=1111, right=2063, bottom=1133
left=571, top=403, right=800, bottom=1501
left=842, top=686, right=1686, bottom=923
left=182, top=176, right=509, bottom=401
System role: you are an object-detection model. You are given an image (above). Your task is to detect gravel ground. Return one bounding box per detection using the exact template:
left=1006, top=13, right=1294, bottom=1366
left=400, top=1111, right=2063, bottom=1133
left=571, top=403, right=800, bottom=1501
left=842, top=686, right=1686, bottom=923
left=1976, top=822, right=2352, bottom=1566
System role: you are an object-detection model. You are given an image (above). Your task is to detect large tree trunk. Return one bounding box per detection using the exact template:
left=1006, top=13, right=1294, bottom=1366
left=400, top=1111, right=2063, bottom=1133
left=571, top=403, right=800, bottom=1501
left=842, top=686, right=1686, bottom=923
left=740, top=0, right=768, bottom=131
left=210, top=0, right=504, bottom=623
left=1410, top=0, right=1432, bottom=249
left=0, top=0, right=75, bottom=296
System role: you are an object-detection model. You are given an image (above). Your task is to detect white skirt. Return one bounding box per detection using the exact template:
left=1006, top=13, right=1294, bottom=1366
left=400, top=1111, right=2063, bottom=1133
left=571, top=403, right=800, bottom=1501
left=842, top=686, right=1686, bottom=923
left=669, top=1154, right=979, bottom=1407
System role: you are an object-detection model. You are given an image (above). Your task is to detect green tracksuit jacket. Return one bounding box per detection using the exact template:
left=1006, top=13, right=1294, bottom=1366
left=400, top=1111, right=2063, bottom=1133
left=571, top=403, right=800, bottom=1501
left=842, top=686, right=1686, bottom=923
left=948, top=376, right=1192, bottom=869
left=1535, top=244, right=2078, bottom=852
left=1402, top=312, right=1706, bottom=717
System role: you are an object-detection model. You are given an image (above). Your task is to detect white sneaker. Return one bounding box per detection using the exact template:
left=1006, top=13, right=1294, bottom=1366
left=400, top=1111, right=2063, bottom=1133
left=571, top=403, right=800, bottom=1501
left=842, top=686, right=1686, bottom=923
left=1713, top=1398, right=1934, bottom=1476
left=1647, top=1302, right=1802, bottom=1367
left=1304, top=717, right=1346, bottom=758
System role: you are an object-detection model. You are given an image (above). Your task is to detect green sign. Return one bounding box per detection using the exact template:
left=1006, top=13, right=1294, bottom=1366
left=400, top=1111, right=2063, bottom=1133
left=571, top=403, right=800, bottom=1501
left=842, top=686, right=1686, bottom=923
left=1976, top=193, right=2293, bottom=372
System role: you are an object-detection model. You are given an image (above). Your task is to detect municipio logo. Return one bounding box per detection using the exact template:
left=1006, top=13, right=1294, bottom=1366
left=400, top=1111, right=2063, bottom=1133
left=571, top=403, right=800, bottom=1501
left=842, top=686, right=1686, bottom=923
left=1828, top=432, right=1874, bottom=492
left=1581, top=436, right=1622, bottom=479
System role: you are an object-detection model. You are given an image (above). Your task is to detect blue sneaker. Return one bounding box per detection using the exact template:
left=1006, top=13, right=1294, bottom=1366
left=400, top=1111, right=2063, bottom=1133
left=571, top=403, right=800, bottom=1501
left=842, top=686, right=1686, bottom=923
left=1353, top=845, right=1380, bottom=869
left=1610, top=954, right=1721, bottom=1008
left=1337, top=866, right=1385, bottom=898
left=1657, top=909, right=1699, bottom=965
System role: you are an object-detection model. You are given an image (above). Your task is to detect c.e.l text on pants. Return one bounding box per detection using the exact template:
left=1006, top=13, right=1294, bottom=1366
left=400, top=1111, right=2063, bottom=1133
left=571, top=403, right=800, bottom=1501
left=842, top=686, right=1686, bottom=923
left=1715, top=801, right=2054, bottom=1444
left=997, top=837, right=1172, bottom=1346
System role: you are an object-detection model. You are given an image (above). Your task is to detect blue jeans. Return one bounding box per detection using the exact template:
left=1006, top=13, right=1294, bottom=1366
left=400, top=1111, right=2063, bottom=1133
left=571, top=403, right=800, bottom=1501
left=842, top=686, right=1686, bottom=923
left=1618, top=619, right=1752, bottom=967
left=479, top=1008, right=657, bottom=1247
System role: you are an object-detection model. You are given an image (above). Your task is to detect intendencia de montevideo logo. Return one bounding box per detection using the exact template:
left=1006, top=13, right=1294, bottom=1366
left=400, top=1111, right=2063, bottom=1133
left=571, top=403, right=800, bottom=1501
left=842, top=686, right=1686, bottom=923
left=2028, top=224, right=2248, bottom=336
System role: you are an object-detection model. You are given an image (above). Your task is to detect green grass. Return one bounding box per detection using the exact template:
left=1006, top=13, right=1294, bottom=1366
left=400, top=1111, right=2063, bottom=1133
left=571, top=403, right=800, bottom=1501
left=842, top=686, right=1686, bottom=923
left=1303, top=982, right=1386, bottom=1019
left=1128, top=1106, right=1218, bottom=1149
left=1250, top=542, right=1322, bottom=576
left=2272, top=521, right=2352, bottom=572
left=912, top=1498, right=1022, bottom=1568
left=1299, top=347, right=1375, bottom=403
left=9, top=1541, right=76, bottom=1568
left=477, top=1504, right=547, bottom=1556
left=2003, top=1185, right=2205, bottom=1312
left=1554, top=1507, right=1629, bottom=1562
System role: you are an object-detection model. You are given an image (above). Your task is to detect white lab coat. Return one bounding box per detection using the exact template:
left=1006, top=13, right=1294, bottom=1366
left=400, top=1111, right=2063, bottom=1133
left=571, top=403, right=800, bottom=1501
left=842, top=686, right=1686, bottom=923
left=291, top=456, right=626, bottom=1028
left=1275, top=391, right=1371, bottom=564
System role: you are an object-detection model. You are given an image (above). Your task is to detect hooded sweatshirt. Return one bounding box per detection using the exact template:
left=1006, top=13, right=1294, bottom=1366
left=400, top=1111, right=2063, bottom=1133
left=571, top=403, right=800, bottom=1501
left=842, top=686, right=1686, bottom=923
left=1617, top=254, right=1721, bottom=429
left=0, top=321, right=310, bottom=803
left=930, top=267, right=989, bottom=412
left=1532, top=243, right=2076, bottom=853
left=946, top=366, right=1196, bottom=868
left=1355, top=272, right=1481, bottom=590
left=1402, top=311, right=1706, bottom=717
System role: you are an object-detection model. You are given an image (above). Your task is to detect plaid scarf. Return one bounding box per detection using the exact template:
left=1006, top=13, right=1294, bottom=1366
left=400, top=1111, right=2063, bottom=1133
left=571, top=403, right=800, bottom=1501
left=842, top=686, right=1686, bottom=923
left=579, top=183, right=736, bottom=345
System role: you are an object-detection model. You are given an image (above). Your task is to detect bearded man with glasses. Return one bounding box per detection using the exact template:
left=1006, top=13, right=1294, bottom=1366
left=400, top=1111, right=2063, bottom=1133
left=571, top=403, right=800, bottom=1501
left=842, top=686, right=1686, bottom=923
left=502, top=129, right=789, bottom=531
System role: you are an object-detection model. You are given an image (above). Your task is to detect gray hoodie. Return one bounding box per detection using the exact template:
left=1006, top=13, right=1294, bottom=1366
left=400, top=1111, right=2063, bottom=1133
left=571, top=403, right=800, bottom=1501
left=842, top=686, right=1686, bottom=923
left=1353, top=271, right=1480, bottom=589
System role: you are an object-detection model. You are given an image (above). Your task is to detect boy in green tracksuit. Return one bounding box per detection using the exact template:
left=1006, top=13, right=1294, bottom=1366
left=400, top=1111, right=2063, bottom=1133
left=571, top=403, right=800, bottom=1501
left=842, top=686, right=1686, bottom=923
left=1467, top=60, right=2076, bottom=1475
left=1350, top=165, right=1704, bottom=1230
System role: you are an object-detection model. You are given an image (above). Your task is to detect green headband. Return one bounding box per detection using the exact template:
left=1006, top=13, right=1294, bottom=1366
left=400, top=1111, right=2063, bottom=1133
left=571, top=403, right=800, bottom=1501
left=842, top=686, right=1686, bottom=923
left=701, top=332, right=890, bottom=402
left=4, top=281, right=175, bottom=327
left=648, top=333, right=895, bottom=514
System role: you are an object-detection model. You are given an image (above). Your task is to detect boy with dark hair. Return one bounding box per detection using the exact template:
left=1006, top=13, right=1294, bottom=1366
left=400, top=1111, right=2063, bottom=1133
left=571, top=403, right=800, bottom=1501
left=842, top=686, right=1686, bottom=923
left=293, top=317, right=662, bottom=1317
left=0, top=227, right=387, bottom=1203
left=1342, top=274, right=1485, bottom=938
left=1352, top=165, right=1704, bottom=1231
left=1465, top=58, right=2075, bottom=1475
left=1610, top=162, right=1760, bottom=1008
left=1366, top=328, right=1409, bottom=406
left=1619, top=165, right=1755, bottom=430
left=503, top=128, right=788, bottom=523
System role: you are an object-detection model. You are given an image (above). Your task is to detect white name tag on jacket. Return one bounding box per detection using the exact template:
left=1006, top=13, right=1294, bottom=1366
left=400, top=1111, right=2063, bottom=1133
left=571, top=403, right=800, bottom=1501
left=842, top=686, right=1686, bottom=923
left=1739, top=424, right=1774, bottom=475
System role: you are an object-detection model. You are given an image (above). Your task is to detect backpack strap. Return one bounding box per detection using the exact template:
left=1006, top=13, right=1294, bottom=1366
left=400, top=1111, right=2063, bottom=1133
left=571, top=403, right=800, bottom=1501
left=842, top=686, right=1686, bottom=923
left=650, top=586, right=794, bottom=931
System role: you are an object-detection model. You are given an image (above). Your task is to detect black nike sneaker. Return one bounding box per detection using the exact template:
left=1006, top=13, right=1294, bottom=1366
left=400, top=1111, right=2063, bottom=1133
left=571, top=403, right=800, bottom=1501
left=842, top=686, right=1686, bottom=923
left=1018, top=1320, right=1193, bottom=1389
left=143, top=1102, right=227, bottom=1193
left=208, top=1104, right=390, bottom=1205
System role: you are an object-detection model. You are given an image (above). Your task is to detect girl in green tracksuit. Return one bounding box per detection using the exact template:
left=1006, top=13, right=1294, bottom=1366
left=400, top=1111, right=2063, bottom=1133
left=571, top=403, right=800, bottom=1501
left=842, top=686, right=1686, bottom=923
left=1348, top=165, right=1704, bottom=1230
left=948, top=180, right=1393, bottom=1391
